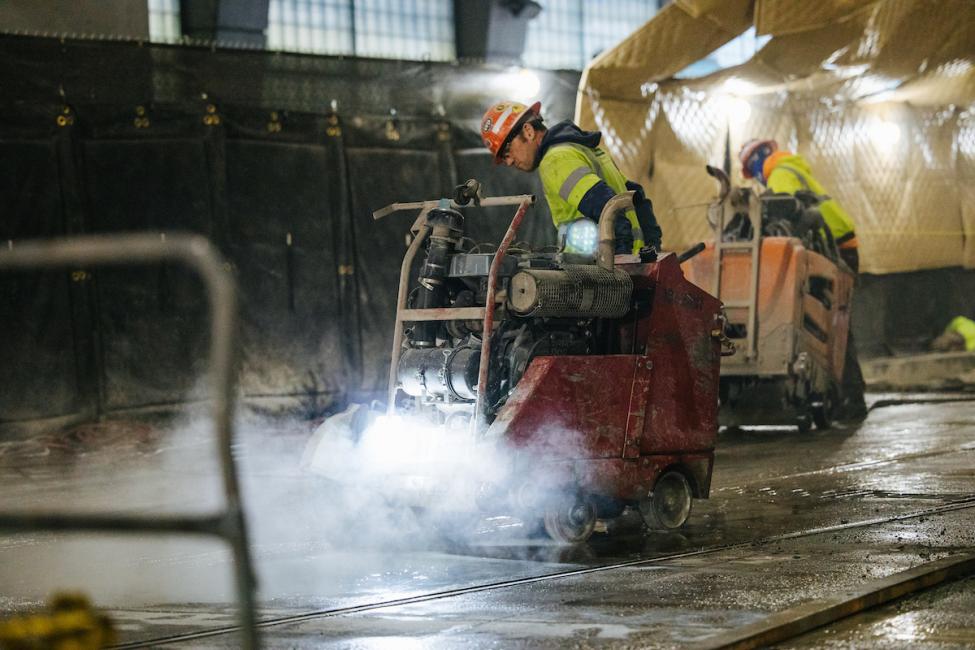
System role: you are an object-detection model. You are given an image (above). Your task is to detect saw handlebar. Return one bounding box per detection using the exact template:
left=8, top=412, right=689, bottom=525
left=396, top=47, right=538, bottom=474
left=372, top=194, right=535, bottom=220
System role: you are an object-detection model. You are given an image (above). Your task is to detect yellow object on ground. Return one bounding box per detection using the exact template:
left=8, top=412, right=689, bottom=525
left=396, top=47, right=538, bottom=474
left=0, top=593, right=116, bottom=650
left=944, top=316, right=975, bottom=352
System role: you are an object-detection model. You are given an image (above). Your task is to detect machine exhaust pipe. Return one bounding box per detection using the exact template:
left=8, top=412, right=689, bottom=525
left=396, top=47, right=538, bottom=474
left=678, top=242, right=706, bottom=263
left=706, top=164, right=731, bottom=203
left=596, top=191, right=636, bottom=271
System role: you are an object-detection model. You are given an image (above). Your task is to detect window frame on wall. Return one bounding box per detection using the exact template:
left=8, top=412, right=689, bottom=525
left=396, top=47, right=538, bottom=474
left=522, top=0, right=658, bottom=71
left=147, top=0, right=656, bottom=69
left=266, top=0, right=455, bottom=61
left=148, top=0, right=182, bottom=44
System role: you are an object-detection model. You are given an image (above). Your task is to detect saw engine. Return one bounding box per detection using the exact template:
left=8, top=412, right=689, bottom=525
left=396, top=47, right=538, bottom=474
left=394, top=208, right=634, bottom=420
left=335, top=181, right=725, bottom=544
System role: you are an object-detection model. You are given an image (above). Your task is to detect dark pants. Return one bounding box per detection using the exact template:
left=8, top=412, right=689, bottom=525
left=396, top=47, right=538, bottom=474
left=839, top=329, right=867, bottom=420
left=837, top=245, right=866, bottom=420
left=840, top=247, right=859, bottom=274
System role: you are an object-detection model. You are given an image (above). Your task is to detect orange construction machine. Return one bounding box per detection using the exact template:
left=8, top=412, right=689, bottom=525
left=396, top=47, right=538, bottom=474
left=682, top=166, right=855, bottom=432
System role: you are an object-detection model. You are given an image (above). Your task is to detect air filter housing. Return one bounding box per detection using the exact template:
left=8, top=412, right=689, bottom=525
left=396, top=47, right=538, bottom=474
left=508, top=265, right=633, bottom=318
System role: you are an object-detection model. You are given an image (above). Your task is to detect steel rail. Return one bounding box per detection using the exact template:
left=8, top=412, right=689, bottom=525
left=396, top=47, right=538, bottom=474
left=109, top=495, right=975, bottom=649
left=691, top=551, right=975, bottom=650
left=0, top=234, right=258, bottom=650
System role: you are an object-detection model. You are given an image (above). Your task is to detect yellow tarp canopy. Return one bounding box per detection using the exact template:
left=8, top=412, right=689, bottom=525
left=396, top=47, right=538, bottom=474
left=576, top=0, right=975, bottom=273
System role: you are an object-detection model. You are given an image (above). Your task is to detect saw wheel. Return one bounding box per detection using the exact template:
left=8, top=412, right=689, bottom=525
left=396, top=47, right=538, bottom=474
left=639, top=470, right=693, bottom=531
left=543, top=492, right=597, bottom=544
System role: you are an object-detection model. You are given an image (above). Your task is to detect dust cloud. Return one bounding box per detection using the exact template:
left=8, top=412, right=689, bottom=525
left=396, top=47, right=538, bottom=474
left=0, top=398, right=591, bottom=614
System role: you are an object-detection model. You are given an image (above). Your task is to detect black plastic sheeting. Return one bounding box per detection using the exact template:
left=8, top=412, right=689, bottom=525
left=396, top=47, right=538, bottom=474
left=83, top=137, right=214, bottom=410
left=0, top=136, right=84, bottom=421
left=0, top=35, right=573, bottom=423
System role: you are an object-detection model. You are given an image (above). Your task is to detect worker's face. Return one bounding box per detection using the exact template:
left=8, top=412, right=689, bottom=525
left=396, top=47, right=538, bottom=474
left=501, top=122, right=540, bottom=172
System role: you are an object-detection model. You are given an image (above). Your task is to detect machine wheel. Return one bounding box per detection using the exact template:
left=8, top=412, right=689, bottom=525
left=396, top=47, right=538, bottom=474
left=639, top=471, right=693, bottom=531
left=796, top=414, right=812, bottom=433
left=811, top=398, right=832, bottom=430
left=811, top=385, right=838, bottom=430
left=542, top=492, right=597, bottom=544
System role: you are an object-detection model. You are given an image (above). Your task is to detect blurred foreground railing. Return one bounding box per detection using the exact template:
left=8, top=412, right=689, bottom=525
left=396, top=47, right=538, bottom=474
left=0, top=234, right=259, bottom=649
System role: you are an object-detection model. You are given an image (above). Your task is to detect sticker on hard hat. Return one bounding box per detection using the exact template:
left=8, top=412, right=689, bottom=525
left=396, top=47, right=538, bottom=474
left=481, top=118, right=493, bottom=132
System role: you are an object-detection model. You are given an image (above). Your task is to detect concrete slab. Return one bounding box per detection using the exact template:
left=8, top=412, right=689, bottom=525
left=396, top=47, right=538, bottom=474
left=862, top=351, right=975, bottom=391
left=1, top=397, right=974, bottom=647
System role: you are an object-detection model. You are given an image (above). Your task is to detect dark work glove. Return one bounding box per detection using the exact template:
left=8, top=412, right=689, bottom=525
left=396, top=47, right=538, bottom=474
left=613, top=215, right=634, bottom=254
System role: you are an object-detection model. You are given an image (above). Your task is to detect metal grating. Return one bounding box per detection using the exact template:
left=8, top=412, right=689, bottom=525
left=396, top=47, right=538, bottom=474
left=510, top=265, right=633, bottom=318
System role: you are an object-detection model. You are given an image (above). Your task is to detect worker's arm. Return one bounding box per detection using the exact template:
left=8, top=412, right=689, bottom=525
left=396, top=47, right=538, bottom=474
left=625, top=180, right=662, bottom=250
left=539, top=147, right=633, bottom=253
left=576, top=178, right=663, bottom=251
left=769, top=165, right=858, bottom=252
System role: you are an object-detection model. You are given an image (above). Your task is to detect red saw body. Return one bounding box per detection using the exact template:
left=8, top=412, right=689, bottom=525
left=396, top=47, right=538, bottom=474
left=315, top=183, right=723, bottom=544
left=490, top=255, right=720, bottom=511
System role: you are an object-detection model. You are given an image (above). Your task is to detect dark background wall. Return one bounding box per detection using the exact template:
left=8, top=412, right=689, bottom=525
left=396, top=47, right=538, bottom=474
left=0, top=0, right=148, bottom=39
left=1, top=34, right=972, bottom=428
left=0, top=35, right=573, bottom=426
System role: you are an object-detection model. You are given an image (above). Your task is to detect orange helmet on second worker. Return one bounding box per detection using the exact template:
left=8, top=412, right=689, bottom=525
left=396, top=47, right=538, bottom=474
left=480, top=100, right=541, bottom=163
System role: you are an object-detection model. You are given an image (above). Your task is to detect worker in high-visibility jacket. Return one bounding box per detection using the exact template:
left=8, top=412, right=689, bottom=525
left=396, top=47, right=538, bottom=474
left=480, top=100, right=661, bottom=255
left=739, top=139, right=860, bottom=272
left=931, top=316, right=975, bottom=352
left=740, top=138, right=867, bottom=422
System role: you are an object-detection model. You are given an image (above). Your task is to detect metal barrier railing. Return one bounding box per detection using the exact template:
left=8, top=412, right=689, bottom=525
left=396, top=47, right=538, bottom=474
left=0, top=234, right=258, bottom=649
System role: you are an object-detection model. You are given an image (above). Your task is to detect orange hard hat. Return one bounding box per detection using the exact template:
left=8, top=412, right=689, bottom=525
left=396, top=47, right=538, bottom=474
left=738, top=138, right=777, bottom=178
left=480, top=100, right=541, bottom=163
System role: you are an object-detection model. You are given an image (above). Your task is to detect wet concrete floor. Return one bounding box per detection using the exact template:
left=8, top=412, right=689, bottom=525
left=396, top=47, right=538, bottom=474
left=1, top=394, right=974, bottom=647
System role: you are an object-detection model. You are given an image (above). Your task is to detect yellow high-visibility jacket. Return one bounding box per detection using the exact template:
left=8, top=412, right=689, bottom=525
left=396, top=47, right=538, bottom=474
left=535, top=121, right=661, bottom=254
left=944, top=316, right=975, bottom=351
left=764, top=151, right=857, bottom=249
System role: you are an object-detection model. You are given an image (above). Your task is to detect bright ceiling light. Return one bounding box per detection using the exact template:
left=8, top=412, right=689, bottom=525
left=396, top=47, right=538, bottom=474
left=509, top=68, right=541, bottom=102
left=869, top=118, right=901, bottom=151
left=720, top=94, right=752, bottom=125
left=722, top=77, right=758, bottom=96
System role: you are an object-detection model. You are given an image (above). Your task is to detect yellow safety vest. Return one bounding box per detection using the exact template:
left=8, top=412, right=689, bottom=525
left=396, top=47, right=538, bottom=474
left=765, top=153, right=857, bottom=246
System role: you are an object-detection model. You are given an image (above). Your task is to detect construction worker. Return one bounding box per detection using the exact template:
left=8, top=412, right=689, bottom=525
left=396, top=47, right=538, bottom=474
left=480, top=100, right=661, bottom=255
left=931, top=316, right=975, bottom=352
left=739, top=139, right=860, bottom=272
left=739, top=138, right=867, bottom=422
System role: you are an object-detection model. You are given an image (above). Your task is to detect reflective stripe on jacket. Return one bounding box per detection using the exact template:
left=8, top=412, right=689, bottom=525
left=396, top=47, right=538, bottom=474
left=538, top=142, right=645, bottom=254
left=764, top=151, right=857, bottom=246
